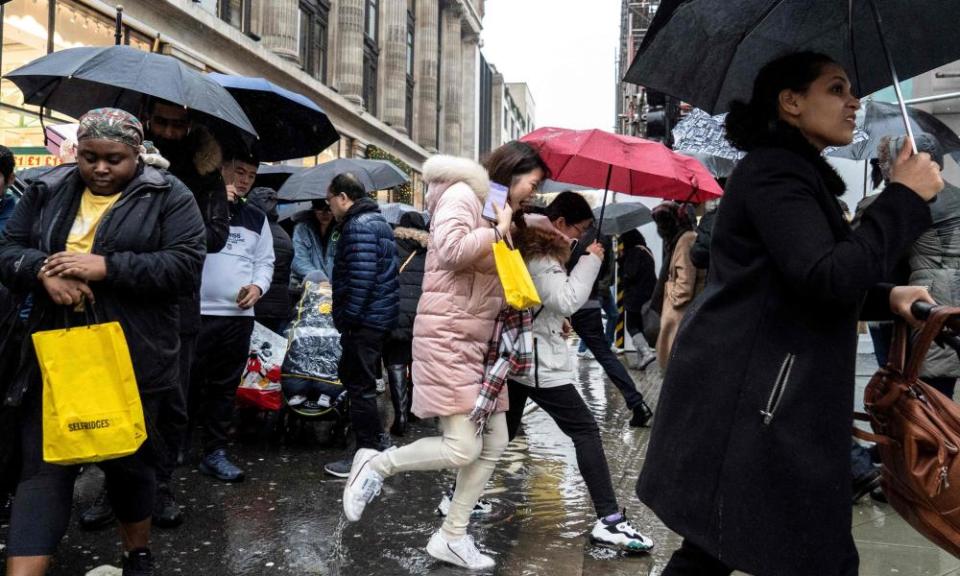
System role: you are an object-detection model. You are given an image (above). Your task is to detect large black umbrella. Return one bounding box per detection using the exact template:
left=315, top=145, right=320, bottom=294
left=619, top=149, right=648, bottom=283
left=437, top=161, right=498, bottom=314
left=624, top=0, right=960, bottom=148
left=256, top=164, right=305, bottom=191
left=6, top=46, right=257, bottom=140
left=208, top=74, right=339, bottom=162
left=831, top=100, right=960, bottom=161
left=278, top=159, right=409, bottom=202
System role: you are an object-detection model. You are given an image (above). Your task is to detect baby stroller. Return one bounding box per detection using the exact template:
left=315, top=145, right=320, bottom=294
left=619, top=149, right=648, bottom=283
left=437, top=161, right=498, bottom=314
left=278, top=281, right=350, bottom=445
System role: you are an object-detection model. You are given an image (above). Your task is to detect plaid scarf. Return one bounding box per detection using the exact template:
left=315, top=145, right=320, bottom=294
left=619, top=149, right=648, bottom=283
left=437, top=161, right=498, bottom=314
left=469, top=307, right=534, bottom=432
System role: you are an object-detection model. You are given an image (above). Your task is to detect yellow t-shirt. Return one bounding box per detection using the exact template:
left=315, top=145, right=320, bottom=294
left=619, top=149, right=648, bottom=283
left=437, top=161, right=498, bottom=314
left=66, top=188, right=122, bottom=253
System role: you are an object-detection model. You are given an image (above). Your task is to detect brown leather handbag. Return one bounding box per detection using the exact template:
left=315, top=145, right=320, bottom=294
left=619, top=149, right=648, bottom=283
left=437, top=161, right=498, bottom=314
left=857, top=306, right=960, bottom=556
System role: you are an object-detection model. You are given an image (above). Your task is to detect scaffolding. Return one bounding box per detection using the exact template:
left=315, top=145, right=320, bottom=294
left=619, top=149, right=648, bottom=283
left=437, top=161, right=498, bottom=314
left=616, top=1, right=660, bottom=135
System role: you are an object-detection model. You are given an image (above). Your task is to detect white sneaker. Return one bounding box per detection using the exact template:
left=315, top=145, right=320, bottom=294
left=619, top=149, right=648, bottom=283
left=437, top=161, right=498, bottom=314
left=375, top=378, right=386, bottom=394
left=638, top=351, right=657, bottom=371
left=342, top=448, right=384, bottom=522
left=590, top=512, right=654, bottom=553
left=436, top=488, right=493, bottom=517
left=577, top=349, right=595, bottom=360
left=426, top=531, right=495, bottom=570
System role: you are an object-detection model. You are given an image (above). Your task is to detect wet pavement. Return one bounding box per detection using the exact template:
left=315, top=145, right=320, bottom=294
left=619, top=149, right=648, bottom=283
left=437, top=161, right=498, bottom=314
left=1, top=338, right=958, bottom=575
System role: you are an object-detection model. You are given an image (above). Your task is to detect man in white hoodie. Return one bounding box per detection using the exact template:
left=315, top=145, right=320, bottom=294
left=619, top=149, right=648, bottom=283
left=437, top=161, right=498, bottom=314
left=191, top=148, right=274, bottom=482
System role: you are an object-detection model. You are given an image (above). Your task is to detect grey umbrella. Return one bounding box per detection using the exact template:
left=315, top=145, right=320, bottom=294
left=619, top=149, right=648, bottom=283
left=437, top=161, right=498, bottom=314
left=6, top=46, right=256, bottom=140
left=591, top=203, right=653, bottom=236
left=379, top=202, right=419, bottom=225
left=278, top=158, right=409, bottom=202
left=830, top=100, right=960, bottom=161
left=256, top=164, right=305, bottom=191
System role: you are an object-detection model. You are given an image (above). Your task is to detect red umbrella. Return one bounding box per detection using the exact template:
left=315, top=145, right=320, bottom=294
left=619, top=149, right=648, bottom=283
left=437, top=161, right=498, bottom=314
left=521, top=127, right=723, bottom=203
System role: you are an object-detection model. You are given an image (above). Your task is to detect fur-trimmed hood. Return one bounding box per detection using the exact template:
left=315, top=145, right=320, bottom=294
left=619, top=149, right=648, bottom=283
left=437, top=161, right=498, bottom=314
left=422, top=155, right=490, bottom=212
left=393, top=226, right=429, bottom=248
left=515, top=225, right=572, bottom=265
left=191, top=124, right=223, bottom=176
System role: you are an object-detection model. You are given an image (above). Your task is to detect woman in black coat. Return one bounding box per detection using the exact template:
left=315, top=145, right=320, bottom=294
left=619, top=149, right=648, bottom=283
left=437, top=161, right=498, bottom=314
left=620, top=229, right=657, bottom=369
left=637, top=52, right=943, bottom=576
left=383, top=211, right=428, bottom=435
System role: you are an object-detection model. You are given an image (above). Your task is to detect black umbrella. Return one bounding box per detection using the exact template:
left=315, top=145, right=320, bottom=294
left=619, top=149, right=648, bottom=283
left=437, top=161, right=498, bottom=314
left=278, top=159, right=409, bottom=202
left=591, top=203, right=653, bottom=236
left=209, top=74, right=339, bottom=162
left=256, top=164, right=305, bottom=191
left=624, top=0, right=960, bottom=151
left=831, top=100, right=960, bottom=161
left=6, top=46, right=257, bottom=140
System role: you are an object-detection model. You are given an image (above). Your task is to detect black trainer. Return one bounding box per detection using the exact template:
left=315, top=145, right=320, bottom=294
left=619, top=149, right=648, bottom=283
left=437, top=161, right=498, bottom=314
left=79, top=485, right=115, bottom=530
left=629, top=401, right=654, bottom=428
left=153, top=483, right=183, bottom=528
left=122, top=547, right=154, bottom=576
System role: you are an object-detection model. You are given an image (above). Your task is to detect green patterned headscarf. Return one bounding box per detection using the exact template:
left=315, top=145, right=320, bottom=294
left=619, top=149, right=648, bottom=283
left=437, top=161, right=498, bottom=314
left=77, top=108, right=144, bottom=150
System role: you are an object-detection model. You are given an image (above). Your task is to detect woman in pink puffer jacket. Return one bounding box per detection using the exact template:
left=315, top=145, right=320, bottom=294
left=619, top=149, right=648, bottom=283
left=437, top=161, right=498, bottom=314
left=341, top=142, right=548, bottom=571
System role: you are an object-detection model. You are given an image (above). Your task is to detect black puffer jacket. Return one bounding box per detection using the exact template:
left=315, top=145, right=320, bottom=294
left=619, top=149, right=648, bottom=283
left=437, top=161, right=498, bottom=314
left=248, top=187, right=293, bottom=321
left=0, top=164, right=206, bottom=406
left=389, top=225, right=428, bottom=342
left=331, top=198, right=399, bottom=333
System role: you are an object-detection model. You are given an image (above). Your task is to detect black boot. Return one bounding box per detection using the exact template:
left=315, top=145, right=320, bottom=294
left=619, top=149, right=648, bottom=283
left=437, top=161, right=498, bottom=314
left=630, top=400, right=654, bottom=428
left=79, top=484, right=115, bottom=531
left=387, top=365, right=409, bottom=436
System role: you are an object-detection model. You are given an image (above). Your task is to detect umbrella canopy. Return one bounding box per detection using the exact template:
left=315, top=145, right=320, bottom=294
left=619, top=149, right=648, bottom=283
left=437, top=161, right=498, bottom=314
left=208, top=73, right=339, bottom=162
left=256, top=164, right=305, bottom=191
left=591, top=203, right=653, bottom=236
left=520, top=127, right=723, bottom=203
left=672, top=108, right=869, bottom=177
left=539, top=180, right=591, bottom=193
left=6, top=46, right=257, bottom=140
left=624, top=0, right=960, bottom=115
left=830, top=100, right=960, bottom=161
left=379, top=202, right=419, bottom=225
left=278, top=158, right=409, bottom=202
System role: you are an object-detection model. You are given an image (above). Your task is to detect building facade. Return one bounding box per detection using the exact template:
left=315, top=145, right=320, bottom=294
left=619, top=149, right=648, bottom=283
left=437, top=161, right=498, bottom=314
left=0, top=0, right=490, bottom=194
left=615, top=0, right=658, bottom=137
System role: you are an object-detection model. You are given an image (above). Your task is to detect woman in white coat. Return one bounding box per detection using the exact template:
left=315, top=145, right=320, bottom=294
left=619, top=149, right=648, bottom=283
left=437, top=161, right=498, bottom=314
left=508, top=192, right=654, bottom=553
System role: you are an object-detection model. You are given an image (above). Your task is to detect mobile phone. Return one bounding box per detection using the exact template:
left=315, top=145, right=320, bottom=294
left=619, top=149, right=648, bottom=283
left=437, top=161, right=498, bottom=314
left=482, top=183, right=509, bottom=223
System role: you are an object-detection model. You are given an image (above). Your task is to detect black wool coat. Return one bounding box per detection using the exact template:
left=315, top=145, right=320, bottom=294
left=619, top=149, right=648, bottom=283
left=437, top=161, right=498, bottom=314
left=637, top=127, right=932, bottom=576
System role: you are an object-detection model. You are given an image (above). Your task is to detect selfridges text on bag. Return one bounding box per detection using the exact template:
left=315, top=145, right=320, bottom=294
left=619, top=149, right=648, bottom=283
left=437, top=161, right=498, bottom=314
left=858, top=305, right=960, bottom=556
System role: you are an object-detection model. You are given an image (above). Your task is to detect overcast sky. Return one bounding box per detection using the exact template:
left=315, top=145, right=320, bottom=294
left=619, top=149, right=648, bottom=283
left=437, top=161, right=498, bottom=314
left=480, top=0, right=621, bottom=132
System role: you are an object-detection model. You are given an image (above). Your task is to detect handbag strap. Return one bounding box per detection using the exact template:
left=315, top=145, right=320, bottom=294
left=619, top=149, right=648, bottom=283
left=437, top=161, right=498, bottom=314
left=904, top=306, right=960, bottom=382
left=398, top=251, right=418, bottom=275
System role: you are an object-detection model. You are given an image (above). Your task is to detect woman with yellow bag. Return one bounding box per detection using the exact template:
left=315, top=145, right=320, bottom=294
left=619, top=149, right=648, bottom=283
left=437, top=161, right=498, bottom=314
left=341, top=142, right=548, bottom=571
left=0, top=108, right=206, bottom=576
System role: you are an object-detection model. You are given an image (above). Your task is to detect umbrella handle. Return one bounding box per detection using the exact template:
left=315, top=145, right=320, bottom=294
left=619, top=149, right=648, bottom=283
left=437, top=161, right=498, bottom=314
left=866, top=0, right=918, bottom=155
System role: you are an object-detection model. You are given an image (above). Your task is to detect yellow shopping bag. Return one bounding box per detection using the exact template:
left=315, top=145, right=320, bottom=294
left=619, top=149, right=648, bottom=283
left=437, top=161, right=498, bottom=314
left=492, top=235, right=541, bottom=310
left=32, top=320, right=146, bottom=465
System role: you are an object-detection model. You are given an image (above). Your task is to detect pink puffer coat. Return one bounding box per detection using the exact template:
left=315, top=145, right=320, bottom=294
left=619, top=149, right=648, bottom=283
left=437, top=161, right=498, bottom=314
left=411, top=155, right=507, bottom=418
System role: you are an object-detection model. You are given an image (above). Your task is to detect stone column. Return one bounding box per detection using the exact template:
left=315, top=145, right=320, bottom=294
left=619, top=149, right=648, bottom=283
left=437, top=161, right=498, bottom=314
left=440, top=4, right=463, bottom=156
left=460, top=32, right=478, bottom=160
left=254, top=0, right=301, bottom=63
left=381, top=0, right=408, bottom=132
left=337, top=0, right=365, bottom=105
left=413, top=0, right=439, bottom=151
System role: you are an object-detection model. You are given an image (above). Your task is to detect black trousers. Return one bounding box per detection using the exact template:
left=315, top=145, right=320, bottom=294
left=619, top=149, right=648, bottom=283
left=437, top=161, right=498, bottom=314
left=191, top=316, right=254, bottom=454
left=339, top=326, right=387, bottom=450
left=925, top=376, right=957, bottom=400
left=505, top=380, right=619, bottom=518
left=571, top=307, right=644, bottom=409
left=662, top=540, right=733, bottom=576
left=382, top=338, right=412, bottom=366
left=7, top=385, right=161, bottom=556
left=155, top=332, right=197, bottom=483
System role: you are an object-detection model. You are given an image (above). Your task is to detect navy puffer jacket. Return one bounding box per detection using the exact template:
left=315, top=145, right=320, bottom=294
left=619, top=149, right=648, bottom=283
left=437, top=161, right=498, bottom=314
left=332, top=197, right=399, bottom=332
